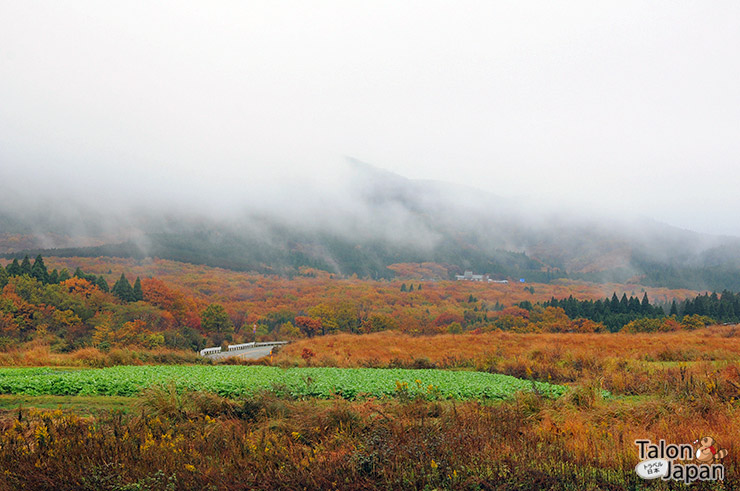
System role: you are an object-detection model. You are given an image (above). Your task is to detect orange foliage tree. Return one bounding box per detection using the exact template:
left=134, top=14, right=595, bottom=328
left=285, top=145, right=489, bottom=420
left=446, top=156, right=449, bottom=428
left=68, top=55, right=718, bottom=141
left=295, top=316, right=322, bottom=338
left=60, top=277, right=99, bottom=298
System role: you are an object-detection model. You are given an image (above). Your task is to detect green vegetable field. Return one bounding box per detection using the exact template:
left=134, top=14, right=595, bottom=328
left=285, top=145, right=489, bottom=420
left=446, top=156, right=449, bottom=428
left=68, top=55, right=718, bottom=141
left=0, top=366, right=567, bottom=400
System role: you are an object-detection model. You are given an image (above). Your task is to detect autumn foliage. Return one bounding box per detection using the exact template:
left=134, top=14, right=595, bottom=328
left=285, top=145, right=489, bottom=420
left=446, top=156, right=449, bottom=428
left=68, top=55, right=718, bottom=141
left=0, top=255, right=720, bottom=356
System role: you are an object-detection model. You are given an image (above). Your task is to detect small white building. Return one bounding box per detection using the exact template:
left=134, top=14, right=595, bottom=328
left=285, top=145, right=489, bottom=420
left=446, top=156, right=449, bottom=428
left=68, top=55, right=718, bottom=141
left=455, top=271, right=509, bottom=283
left=455, top=271, right=489, bottom=282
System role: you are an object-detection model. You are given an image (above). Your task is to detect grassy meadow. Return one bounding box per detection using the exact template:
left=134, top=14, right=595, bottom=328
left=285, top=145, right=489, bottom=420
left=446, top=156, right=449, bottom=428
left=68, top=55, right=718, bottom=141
left=1, top=329, right=740, bottom=489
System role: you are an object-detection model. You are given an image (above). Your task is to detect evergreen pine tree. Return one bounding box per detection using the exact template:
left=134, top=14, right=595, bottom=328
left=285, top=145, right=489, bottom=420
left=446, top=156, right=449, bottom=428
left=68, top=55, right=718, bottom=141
left=582, top=299, right=595, bottom=319
left=97, top=276, right=109, bottom=293
left=708, top=292, right=720, bottom=318
left=409, top=284, right=414, bottom=292
left=594, top=299, right=604, bottom=318
left=565, top=295, right=577, bottom=317
left=619, top=293, right=629, bottom=313
left=400, top=283, right=407, bottom=292
left=720, top=291, right=734, bottom=318
left=682, top=299, right=692, bottom=316
left=6, top=259, right=20, bottom=277
left=610, top=293, right=620, bottom=312
left=669, top=300, right=678, bottom=317
left=31, top=255, right=49, bottom=284
left=48, top=269, right=59, bottom=284
left=417, top=284, right=422, bottom=291
left=641, top=293, right=651, bottom=314
left=718, top=301, right=729, bottom=321
left=111, top=275, right=122, bottom=297
left=693, top=294, right=707, bottom=316
left=132, top=277, right=143, bottom=301
left=0, top=267, right=7, bottom=290
left=112, top=273, right=135, bottom=302
left=20, top=256, right=32, bottom=276
left=58, top=269, right=71, bottom=283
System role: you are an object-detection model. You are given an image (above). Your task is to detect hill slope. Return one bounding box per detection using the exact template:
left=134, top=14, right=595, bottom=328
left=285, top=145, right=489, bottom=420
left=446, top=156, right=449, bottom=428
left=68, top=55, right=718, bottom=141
left=3, top=160, right=740, bottom=290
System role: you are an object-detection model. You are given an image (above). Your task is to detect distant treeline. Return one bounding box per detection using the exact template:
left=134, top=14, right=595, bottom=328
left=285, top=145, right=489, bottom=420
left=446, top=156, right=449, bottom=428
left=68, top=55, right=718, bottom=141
left=6, top=230, right=740, bottom=292
left=1, top=254, right=143, bottom=303
left=1, top=231, right=567, bottom=282
left=631, top=256, right=740, bottom=292
left=536, top=293, right=661, bottom=332
left=525, top=291, right=740, bottom=332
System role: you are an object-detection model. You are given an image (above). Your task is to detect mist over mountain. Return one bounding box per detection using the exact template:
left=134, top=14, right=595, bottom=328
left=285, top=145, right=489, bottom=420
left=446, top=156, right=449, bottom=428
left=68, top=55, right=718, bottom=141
left=2, top=159, right=740, bottom=291
left=1, top=3, right=739, bottom=290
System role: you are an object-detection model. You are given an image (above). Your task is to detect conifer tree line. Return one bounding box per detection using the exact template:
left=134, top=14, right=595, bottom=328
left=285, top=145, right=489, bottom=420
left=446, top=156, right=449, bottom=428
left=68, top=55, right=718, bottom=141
left=537, top=291, right=740, bottom=331
left=1, top=255, right=142, bottom=303
left=399, top=283, right=422, bottom=292
left=676, top=291, right=740, bottom=322
left=111, top=274, right=144, bottom=302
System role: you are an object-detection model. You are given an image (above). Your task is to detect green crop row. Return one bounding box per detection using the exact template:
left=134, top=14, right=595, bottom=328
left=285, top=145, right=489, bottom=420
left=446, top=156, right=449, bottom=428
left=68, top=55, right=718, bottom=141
left=0, top=366, right=568, bottom=400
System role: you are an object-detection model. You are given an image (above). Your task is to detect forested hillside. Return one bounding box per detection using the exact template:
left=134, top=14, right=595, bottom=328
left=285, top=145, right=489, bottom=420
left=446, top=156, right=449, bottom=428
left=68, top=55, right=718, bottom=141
left=3, top=162, right=740, bottom=290
left=0, top=255, right=724, bottom=355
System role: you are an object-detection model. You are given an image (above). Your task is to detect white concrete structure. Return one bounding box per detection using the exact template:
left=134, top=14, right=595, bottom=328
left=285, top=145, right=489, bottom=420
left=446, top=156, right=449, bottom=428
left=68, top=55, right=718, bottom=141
left=455, top=271, right=489, bottom=282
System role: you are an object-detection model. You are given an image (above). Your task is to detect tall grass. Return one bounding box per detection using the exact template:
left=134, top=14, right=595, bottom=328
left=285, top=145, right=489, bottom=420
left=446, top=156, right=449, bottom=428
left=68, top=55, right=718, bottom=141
left=1, top=389, right=738, bottom=490
left=276, top=329, right=740, bottom=370
left=0, top=345, right=203, bottom=368
left=275, top=330, right=740, bottom=398
left=2, top=329, right=740, bottom=488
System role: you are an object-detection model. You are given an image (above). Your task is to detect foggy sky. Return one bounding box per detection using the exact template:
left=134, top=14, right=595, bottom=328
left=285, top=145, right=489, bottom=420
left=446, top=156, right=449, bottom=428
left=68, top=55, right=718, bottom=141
left=1, top=1, right=739, bottom=236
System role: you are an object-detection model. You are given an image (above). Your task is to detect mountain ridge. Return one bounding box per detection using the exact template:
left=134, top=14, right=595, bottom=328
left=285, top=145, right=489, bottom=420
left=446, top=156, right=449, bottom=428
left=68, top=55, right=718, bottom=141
left=2, top=160, right=740, bottom=290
